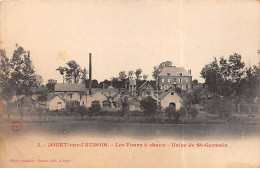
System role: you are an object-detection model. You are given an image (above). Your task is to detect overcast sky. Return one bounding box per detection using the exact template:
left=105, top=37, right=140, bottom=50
left=0, top=0, right=259, bottom=83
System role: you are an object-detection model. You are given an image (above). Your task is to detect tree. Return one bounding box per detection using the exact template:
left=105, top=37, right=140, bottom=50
left=99, top=79, right=111, bottom=89
left=0, top=49, right=14, bottom=103
left=201, top=57, right=222, bottom=95
left=46, top=79, right=56, bottom=92
left=192, top=79, right=198, bottom=86
left=140, top=96, right=157, bottom=116
left=119, top=71, right=127, bottom=81
left=165, top=106, right=180, bottom=123
left=153, top=61, right=172, bottom=79
left=0, top=84, right=14, bottom=104
left=118, top=71, right=128, bottom=89
left=135, top=68, right=142, bottom=80
left=9, top=45, right=37, bottom=96
left=57, top=60, right=85, bottom=83
left=35, top=74, right=43, bottom=87
left=128, top=71, right=134, bottom=79
left=143, top=74, right=148, bottom=80
left=242, top=66, right=260, bottom=113
left=85, top=79, right=99, bottom=88
left=81, top=68, right=87, bottom=83
left=56, top=67, right=67, bottom=83
left=0, top=49, right=10, bottom=84
left=201, top=54, right=246, bottom=109
left=0, top=44, right=38, bottom=118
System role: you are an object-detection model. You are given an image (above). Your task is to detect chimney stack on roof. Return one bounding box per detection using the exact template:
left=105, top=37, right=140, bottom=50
left=188, top=69, right=191, bottom=75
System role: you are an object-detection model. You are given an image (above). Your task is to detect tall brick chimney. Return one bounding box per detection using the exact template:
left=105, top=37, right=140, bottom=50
left=89, top=53, right=92, bottom=95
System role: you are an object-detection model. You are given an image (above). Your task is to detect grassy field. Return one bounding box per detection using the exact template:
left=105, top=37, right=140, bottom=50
left=1, top=110, right=260, bottom=139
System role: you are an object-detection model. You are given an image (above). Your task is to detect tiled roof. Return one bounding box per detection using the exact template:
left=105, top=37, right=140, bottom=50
left=54, top=83, right=86, bottom=92
left=158, top=87, right=182, bottom=100
left=158, top=67, right=191, bottom=77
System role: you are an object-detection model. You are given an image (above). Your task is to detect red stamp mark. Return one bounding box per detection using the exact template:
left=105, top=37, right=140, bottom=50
left=10, top=121, right=22, bottom=132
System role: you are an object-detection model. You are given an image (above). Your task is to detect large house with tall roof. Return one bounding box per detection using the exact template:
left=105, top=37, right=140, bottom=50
left=157, top=66, right=192, bottom=91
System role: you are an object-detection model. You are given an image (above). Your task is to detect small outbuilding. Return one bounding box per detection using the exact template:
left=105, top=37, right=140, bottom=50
left=158, top=87, right=183, bottom=110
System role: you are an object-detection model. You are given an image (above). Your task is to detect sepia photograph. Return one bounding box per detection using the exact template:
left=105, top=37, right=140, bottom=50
left=0, top=0, right=259, bottom=168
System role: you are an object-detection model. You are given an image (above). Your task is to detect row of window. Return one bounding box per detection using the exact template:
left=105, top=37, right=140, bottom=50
left=161, top=78, right=190, bottom=83
left=161, top=85, right=191, bottom=90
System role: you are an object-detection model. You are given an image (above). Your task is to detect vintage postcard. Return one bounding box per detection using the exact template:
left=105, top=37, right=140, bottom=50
left=0, top=0, right=259, bottom=168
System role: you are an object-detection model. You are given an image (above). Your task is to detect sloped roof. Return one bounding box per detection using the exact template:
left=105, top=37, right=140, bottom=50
left=106, top=85, right=117, bottom=90
left=158, top=87, right=182, bottom=100
left=31, top=94, right=42, bottom=101
left=54, top=83, right=86, bottom=92
left=47, top=93, right=65, bottom=101
left=158, top=67, right=191, bottom=77
left=138, top=81, right=155, bottom=91
left=128, top=96, right=141, bottom=103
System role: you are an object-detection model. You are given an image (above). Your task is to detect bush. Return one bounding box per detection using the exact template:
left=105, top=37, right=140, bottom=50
left=188, top=106, right=199, bottom=120
left=204, top=98, right=231, bottom=122
left=91, top=100, right=101, bottom=114
left=66, top=100, right=80, bottom=113
left=121, top=101, right=129, bottom=116
left=178, top=106, right=187, bottom=118
left=140, top=96, right=157, bottom=116
left=165, top=106, right=180, bottom=123
left=78, top=105, right=88, bottom=120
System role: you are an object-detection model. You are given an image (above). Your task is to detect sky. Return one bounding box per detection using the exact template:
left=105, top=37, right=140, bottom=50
left=0, top=0, right=259, bottom=84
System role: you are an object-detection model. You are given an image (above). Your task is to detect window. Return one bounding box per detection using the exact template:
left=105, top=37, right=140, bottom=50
left=162, top=79, right=165, bottom=83
left=186, top=85, right=189, bottom=89
left=161, top=85, right=164, bottom=90
left=83, top=101, right=84, bottom=105
left=171, top=91, right=174, bottom=95
left=173, top=78, right=177, bottom=82
left=167, top=79, right=170, bottom=83
left=70, top=94, right=72, bottom=100
left=167, top=73, right=170, bottom=76
left=182, top=85, right=186, bottom=90
left=80, top=94, right=82, bottom=100
left=179, top=79, right=182, bottom=83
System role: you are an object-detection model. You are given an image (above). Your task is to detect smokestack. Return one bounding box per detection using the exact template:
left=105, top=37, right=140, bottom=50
left=188, top=69, right=191, bottom=75
left=89, top=53, right=92, bottom=95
